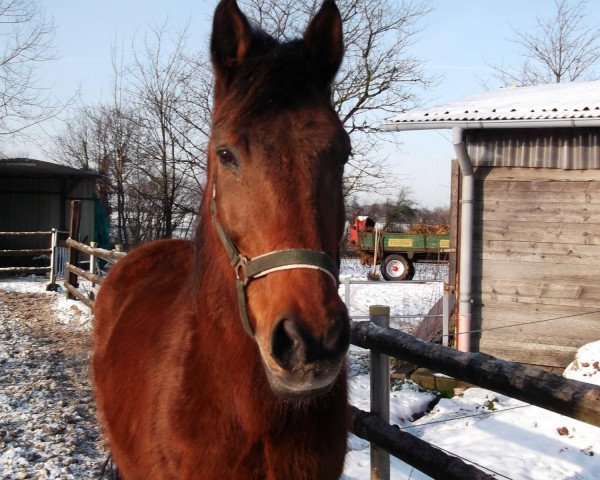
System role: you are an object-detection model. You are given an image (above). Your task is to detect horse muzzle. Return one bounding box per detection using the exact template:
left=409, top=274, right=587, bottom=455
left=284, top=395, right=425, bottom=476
left=260, top=312, right=350, bottom=398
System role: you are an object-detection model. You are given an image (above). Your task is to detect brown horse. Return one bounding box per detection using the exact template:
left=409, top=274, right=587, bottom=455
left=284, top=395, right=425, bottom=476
left=93, top=0, right=351, bottom=478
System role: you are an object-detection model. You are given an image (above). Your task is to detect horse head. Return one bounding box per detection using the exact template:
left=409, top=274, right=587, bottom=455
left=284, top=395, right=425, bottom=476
left=206, top=0, right=350, bottom=398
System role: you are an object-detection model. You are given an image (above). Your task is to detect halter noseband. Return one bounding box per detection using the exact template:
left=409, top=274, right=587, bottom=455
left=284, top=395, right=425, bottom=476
left=210, top=183, right=339, bottom=337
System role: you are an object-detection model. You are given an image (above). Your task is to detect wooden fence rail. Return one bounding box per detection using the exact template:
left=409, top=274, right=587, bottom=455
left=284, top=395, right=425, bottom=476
left=65, top=238, right=126, bottom=264
left=0, top=231, right=56, bottom=236
left=63, top=240, right=125, bottom=308
left=64, top=281, right=95, bottom=309
left=351, top=320, right=600, bottom=428
left=0, top=249, right=51, bottom=256
left=350, top=407, right=496, bottom=480
left=0, top=230, right=67, bottom=283
left=65, top=261, right=105, bottom=286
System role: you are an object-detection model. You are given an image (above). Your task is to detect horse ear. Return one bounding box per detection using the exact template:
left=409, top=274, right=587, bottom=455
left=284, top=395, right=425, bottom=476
left=303, top=0, right=344, bottom=86
left=211, top=0, right=253, bottom=91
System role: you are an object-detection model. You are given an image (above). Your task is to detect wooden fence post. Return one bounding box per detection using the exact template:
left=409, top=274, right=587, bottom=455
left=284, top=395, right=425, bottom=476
left=89, top=241, right=96, bottom=281
left=46, top=228, right=58, bottom=291
left=89, top=241, right=97, bottom=300
left=369, top=305, right=390, bottom=480
left=66, top=201, right=81, bottom=300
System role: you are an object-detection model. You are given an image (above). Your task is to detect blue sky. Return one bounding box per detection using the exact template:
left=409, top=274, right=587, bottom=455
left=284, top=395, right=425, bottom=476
left=14, top=0, right=600, bottom=207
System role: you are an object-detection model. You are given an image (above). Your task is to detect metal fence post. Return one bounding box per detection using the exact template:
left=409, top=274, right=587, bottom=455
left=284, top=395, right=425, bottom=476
left=442, top=284, right=450, bottom=347
left=369, top=305, right=390, bottom=480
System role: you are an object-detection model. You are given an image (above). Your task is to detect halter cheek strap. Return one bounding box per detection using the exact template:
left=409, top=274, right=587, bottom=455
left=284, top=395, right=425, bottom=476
left=210, top=183, right=339, bottom=337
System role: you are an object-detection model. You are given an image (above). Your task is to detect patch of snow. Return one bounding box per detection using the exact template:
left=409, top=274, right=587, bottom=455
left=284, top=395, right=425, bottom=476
left=349, top=375, right=436, bottom=427
left=408, top=387, right=600, bottom=480
left=52, top=296, right=93, bottom=330
left=0, top=275, right=48, bottom=294
left=563, top=341, right=600, bottom=386
left=0, top=276, right=93, bottom=330
left=339, top=259, right=446, bottom=332
left=0, top=283, right=103, bottom=479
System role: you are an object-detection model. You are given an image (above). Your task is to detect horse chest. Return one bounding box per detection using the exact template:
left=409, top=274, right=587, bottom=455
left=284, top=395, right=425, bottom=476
left=160, top=378, right=346, bottom=480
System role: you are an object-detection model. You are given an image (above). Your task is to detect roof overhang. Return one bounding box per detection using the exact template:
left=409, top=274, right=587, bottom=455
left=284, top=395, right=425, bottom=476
left=0, top=158, right=99, bottom=178
left=381, top=117, right=600, bottom=132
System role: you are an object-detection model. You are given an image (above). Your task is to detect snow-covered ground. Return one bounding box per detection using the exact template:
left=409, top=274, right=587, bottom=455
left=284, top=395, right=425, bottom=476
left=0, top=277, right=101, bottom=479
left=1, top=264, right=599, bottom=479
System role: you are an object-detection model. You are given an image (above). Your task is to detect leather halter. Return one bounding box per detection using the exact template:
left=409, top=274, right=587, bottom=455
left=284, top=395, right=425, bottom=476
left=210, top=183, right=339, bottom=337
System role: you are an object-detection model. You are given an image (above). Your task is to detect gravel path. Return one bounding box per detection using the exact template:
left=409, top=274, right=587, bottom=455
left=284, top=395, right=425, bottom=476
left=0, top=289, right=107, bottom=479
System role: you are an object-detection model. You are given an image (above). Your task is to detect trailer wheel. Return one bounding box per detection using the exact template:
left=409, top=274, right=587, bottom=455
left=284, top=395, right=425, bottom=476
left=381, top=255, right=413, bottom=281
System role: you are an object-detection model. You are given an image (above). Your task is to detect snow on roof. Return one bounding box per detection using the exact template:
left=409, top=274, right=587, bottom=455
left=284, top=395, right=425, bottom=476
left=383, top=80, right=600, bottom=131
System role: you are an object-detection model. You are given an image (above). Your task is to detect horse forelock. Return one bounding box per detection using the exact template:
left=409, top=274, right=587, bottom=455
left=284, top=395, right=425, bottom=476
left=215, top=34, right=332, bottom=121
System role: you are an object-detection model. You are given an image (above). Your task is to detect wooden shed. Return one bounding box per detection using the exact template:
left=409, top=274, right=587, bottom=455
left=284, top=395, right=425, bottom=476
left=0, top=158, right=98, bottom=269
left=383, top=81, right=600, bottom=370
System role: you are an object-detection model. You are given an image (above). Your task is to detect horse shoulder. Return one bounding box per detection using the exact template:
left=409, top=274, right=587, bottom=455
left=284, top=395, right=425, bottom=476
left=96, top=239, right=192, bottom=319
left=93, top=239, right=197, bottom=469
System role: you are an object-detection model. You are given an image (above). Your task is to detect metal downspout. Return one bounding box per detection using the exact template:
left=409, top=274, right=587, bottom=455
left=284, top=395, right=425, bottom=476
left=452, top=127, right=473, bottom=352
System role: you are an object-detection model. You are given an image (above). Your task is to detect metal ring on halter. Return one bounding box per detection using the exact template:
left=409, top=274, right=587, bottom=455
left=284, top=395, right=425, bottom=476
left=234, top=256, right=249, bottom=285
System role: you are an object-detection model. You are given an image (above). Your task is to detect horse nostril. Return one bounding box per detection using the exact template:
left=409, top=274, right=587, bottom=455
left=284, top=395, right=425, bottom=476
left=271, top=318, right=307, bottom=371
left=323, top=314, right=350, bottom=352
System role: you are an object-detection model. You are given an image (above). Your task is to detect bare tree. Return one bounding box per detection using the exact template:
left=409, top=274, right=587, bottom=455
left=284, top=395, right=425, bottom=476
left=0, top=0, right=57, bottom=137
left=54, top=25, right=207, bottom=246
left=52, top=103, right=144, bottom=247
left=239, top=0, right=433, bottom=197
left=52, top=46, right=143, bottom=248
left=128, top=24, right=205, bottom=238
left=52, top=108, right=97, bottom=171
left=491, top=0, right=600, bottom=85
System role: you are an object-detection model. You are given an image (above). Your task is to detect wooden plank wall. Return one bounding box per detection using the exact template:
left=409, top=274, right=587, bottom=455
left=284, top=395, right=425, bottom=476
left=471, top=167, right=600, bottom=368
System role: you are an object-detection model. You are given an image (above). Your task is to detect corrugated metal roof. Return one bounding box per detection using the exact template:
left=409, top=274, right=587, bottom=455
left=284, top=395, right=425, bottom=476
left=0, top=158, right=98, bottom=177
left=383, top=80, right=600, bottom=130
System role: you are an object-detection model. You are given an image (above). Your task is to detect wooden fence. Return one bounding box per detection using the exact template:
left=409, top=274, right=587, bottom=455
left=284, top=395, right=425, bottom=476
left=63, top=200, right=125, bottom=309
left=63, top=238, right=125, bottom=309
left=351, top=306, right=600, bottom=479
left=0, top=230, right=67, bottom=288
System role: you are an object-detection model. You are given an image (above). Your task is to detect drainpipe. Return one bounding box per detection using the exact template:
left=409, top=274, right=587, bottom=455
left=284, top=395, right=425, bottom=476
left=452, top=127, right=473, bottom=353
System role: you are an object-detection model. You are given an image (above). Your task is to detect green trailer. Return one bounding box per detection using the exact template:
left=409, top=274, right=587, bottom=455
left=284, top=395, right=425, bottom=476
left=352, top=228, right=451, bottom=281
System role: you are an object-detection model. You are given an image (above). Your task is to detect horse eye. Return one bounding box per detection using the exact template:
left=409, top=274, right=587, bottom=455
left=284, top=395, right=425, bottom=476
left=217, top=149, right=238, bottom=169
